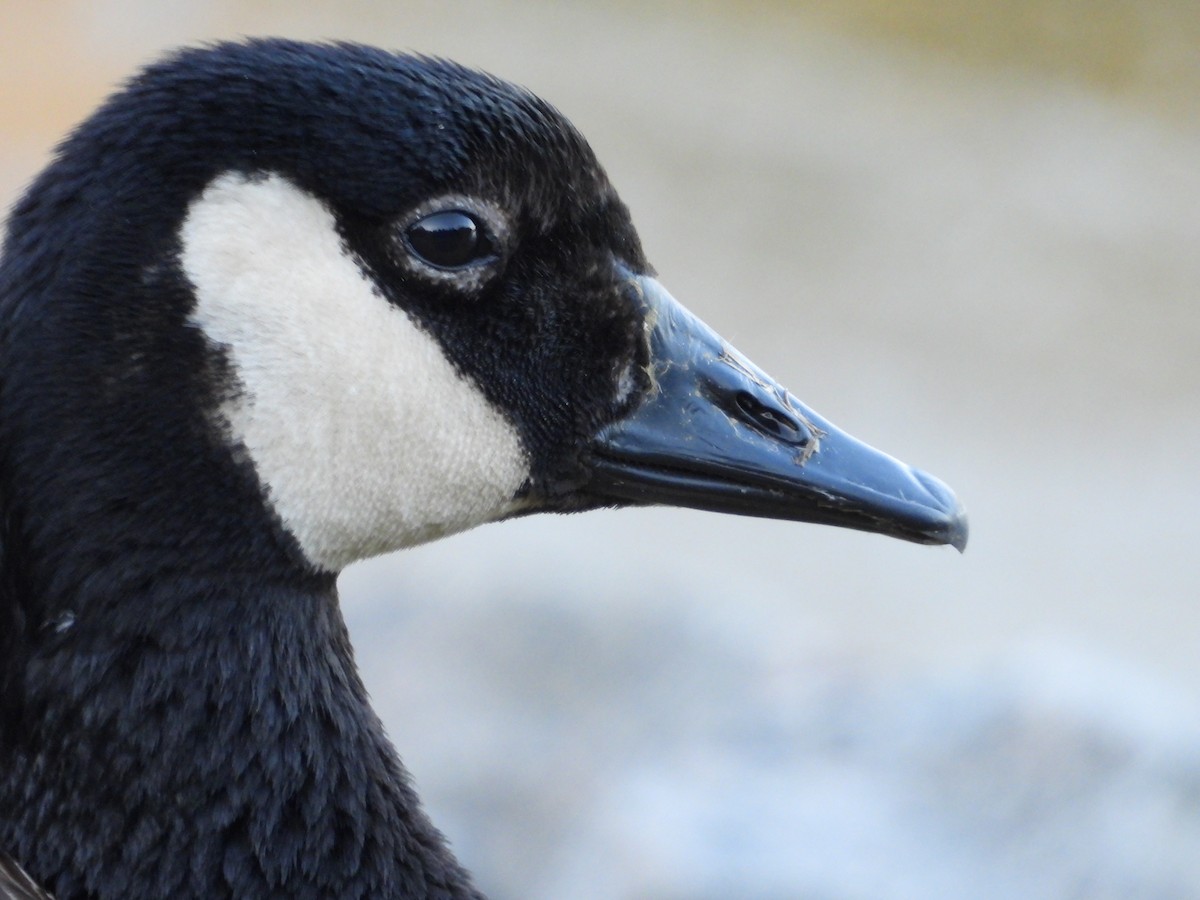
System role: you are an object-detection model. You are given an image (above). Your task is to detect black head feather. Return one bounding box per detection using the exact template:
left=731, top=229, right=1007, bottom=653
left=0, top=37, right=653, bottom=631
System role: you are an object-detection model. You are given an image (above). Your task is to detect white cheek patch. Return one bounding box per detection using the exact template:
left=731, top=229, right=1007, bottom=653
left=181, top=172, right=531, bottom=572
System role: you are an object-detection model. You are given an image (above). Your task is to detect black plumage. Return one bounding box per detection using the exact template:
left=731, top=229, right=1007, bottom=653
left=0, top=39, right=651, bottom=900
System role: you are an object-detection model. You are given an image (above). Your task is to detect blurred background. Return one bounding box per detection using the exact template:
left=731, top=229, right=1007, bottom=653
left=3, top=1, right=1199, bottom=897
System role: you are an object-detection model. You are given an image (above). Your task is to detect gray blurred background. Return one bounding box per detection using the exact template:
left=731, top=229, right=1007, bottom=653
left=3, top=2, right=1199, bottom=897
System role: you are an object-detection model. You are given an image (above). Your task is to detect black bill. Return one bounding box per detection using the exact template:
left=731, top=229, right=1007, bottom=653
left=586, top=274, right=968, bottom=551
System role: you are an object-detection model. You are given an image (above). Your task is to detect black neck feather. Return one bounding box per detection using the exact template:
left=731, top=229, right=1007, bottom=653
left=0, top=566, right=482, bottom=899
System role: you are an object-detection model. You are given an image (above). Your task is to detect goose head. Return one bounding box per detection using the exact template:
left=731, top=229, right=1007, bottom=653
left=5, top=40, right=963, bottom=586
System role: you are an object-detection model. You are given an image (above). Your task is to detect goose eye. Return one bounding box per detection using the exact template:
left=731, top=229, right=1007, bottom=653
left=405, top=210, right=493, bottom=269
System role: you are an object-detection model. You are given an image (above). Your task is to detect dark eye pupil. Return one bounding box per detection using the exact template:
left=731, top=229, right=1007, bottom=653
left=406, top=211, right=489, bottom=269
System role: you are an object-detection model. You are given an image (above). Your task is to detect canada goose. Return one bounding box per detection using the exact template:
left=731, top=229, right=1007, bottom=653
left=0, top=39, right=966, bottom=899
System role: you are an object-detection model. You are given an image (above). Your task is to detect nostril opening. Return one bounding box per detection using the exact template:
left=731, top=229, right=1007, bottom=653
left=733, top=391, right=806, bottom=444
